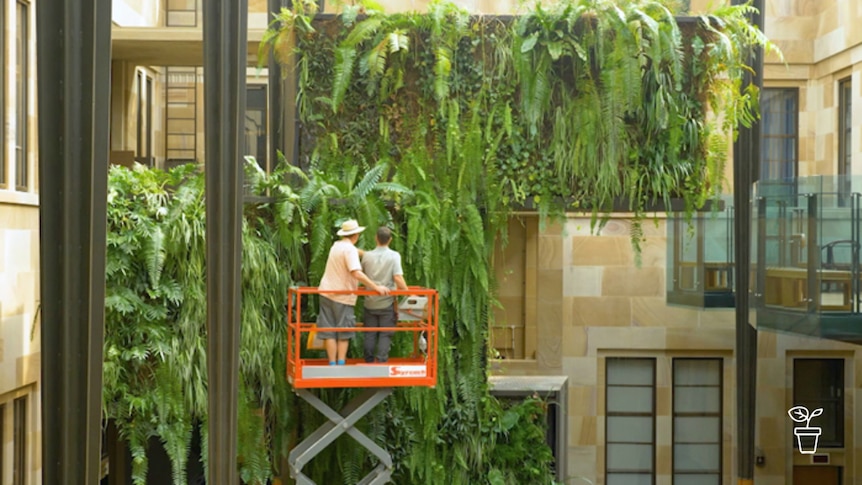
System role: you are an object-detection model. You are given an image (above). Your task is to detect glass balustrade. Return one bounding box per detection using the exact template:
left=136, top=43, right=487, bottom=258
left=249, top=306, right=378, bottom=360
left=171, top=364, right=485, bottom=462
left=753, top=176, right=862, bottom=343
left=666, top=196, right=735, bottom=308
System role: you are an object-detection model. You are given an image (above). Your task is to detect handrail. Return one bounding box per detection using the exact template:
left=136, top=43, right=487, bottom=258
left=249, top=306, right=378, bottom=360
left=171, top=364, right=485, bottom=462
left=287, top=286, right=439, bottom=389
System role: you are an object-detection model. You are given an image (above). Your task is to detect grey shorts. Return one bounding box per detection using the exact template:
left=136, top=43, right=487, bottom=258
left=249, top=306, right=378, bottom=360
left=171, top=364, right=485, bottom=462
left=316, top=296, right=356, bottom=340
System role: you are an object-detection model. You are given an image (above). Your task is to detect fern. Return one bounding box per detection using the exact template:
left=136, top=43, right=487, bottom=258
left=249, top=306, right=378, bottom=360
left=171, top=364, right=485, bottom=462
left=331, top=46, right=359, bottom=111
left=103, top=3, right=778, bottom=483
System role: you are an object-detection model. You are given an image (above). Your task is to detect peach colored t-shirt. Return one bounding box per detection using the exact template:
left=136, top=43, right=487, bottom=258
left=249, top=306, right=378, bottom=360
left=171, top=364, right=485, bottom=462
left=318, top=239, right=362, bottom=306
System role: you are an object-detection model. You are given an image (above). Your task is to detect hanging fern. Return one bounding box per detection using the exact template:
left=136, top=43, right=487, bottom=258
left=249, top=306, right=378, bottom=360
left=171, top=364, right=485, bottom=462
left=99, top=1, right=779, bottom=483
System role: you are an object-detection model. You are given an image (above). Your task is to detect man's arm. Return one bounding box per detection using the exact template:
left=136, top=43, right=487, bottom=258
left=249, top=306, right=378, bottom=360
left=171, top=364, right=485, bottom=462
left=393, top=274, right=408, bottom=291
left=351, top=269, right=390, bottom=295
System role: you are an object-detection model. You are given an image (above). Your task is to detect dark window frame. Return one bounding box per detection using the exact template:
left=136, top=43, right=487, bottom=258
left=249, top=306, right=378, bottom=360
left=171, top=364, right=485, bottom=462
left=605, top=357, right=657, bottom=485
left=0, top=0, right=6, bottom=189
left=0, top=403, right=5, bottom=481
left=136, top=70, right=154, bottom=167
left=15, top=0, right=29, bottom=192
left=672, top=358, right=723, bottom=485
left=760, top=87, right=799, bottom=182
left=245, top=84, right=269, bottom=173
left=12, top=396, right=26, bottom=485
left=793, top=358, right=844, bottom=448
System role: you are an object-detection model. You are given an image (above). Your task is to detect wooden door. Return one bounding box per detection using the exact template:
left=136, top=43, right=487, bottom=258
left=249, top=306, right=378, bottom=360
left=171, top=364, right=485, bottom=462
left=793, top=465, right=840, bottom=485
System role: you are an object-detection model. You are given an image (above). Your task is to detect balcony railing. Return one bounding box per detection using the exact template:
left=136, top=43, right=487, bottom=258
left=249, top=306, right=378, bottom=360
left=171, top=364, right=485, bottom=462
left=752, top=176, right=862, bottom=343
left=666, top=197, right=735, bottom=308
left=287, top=286, right=439, bottom=389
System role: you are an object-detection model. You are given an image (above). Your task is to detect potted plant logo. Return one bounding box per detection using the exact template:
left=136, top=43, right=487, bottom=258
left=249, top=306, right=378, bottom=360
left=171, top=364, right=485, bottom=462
left=788, top=406, right=823, bottom=454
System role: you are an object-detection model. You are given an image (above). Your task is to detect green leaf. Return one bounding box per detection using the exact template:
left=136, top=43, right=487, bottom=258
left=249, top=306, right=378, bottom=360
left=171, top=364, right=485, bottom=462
left=520, top=32, right=539, bottom=53
left=547, top=41, right=563, bottom=60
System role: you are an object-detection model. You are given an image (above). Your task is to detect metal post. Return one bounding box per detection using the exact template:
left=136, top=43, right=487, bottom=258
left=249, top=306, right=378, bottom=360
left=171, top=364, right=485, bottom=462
left=36, top=0, right=112, bottom=482
left=280, top=0, right=304, bottom=169
left=807, top=195, right=819, bottom=315
left=732, top=0, right=763, bottom=483
left=203, top=0, right=248, bottom=482
left=268, top=0, right=287, bottom=168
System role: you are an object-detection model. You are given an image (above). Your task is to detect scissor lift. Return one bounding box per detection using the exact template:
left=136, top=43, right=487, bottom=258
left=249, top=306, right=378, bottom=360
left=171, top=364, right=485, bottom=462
left=286, top=287, right=439, bottom=484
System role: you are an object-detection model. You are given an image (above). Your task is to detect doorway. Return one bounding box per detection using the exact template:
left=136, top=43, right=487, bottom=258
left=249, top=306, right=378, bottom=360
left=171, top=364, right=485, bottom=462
left=793, top=465, right=841, bottom=485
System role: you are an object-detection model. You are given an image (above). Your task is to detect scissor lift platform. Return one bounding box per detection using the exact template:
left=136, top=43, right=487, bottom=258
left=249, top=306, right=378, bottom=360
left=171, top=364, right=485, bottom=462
left=286, top=286, right=439, bottom=484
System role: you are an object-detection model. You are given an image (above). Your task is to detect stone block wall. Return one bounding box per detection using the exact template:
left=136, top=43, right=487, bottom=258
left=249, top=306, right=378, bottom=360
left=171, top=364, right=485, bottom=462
left=0, top=203, right=42, bottom=483
left=493, top=214, right=862, bottom=485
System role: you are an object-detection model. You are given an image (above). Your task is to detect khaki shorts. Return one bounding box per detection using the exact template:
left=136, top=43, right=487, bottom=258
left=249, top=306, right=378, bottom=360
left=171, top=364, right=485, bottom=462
left=316, top=296, right=356, bottom=340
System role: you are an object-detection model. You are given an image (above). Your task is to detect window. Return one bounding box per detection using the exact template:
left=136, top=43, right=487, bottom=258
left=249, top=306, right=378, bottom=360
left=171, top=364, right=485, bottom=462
left=491, top=217, right=531, bottom=359
left=164, top=66, right=199, bottom=169
left=136, top=70, right=154, bottom=167
left=760, top=88, right=798, bottom=182
left=15, top=1, right=29, bottom=191
left=606, top=358, right=655, bottom=485
left=245, top=85, right=268, bottom=172
left=673, top=359, right=722, bottom=485
left=13, top=396, right=26, bottom=485
left=793, top=359, right=843, bottom=448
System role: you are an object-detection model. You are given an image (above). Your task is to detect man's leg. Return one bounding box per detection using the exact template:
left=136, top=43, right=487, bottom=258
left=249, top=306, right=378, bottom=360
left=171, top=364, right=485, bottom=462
left=318, top=297, right=337, bottom=364
left=324, top=339, right=337, bottom=364
left=363, top=309, right=380, bottom=363
left=376, top=308, right=397, bottom=363
left=336, top=340, right=350, bottom=362
left=335, top=303, right=356, bottom=364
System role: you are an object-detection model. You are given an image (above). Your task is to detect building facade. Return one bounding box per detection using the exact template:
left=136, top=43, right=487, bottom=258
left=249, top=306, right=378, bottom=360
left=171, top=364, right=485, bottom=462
left=491, top=2, right=862, bottom=485
left=0, top=0, right=42, bottom=482
left=2, top=0, right=861, bottom=483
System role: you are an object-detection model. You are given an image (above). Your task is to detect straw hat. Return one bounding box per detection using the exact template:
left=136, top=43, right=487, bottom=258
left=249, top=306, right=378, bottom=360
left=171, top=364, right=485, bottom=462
left=336, top=219, right=366, bottom=236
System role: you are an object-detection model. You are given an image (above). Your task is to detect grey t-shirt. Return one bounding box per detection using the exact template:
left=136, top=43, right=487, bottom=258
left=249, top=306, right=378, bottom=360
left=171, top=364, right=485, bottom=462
left=362, top=246, right=404, bottom=310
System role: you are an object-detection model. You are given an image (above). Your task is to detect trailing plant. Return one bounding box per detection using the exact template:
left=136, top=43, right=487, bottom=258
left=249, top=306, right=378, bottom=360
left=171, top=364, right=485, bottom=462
left=101, top=1, right=776, bottom=483
left=103, top=162, right=306, bottom=484
left=253, top=0, right=776, bottom=483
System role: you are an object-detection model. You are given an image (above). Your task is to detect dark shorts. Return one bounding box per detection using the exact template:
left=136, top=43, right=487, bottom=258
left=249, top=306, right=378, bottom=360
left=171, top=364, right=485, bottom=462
left=316, top=296, right=356, bottom=340
left=363, top=307, right=397, bottom=362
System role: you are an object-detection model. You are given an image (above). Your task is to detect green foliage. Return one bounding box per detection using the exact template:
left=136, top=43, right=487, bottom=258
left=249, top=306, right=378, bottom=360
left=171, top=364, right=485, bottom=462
left=253, top=1, right=774, bottom=483
left=101, top=1, right=774, bottom=483
left=103, top=162, right=303, bottom=484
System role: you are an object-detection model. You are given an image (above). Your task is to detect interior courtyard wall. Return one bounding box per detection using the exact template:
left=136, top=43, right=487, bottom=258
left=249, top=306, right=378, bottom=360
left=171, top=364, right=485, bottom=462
left=493, top=216, right=740, bottom=485
left=0, top=205, right=41, bottom=483
left=0, top=0, right=41, bottom=480
left=493, top=213, right=862, bottom=484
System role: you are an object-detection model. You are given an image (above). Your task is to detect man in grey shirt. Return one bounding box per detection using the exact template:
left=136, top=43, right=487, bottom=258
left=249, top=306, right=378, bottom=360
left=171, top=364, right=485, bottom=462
left=361, top=226, right=409, bottom=363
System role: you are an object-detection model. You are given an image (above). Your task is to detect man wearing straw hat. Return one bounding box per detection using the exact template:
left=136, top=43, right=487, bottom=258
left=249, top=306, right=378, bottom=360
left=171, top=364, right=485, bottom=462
left=317, top=219, right=390, bottom=366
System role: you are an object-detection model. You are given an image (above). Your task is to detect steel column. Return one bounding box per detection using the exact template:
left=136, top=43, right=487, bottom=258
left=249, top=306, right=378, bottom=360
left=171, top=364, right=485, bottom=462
left=203, top=0, right=248, bottom=482
left=268, top=0, right=288, bottom=167
left=732, top=0, right=763, bottom=483
left=36, top=0, right=112, bottom=481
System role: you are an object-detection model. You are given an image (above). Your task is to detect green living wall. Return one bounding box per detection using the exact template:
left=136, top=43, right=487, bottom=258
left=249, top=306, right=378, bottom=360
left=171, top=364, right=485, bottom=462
left=101, top=1, right=774, bottom=484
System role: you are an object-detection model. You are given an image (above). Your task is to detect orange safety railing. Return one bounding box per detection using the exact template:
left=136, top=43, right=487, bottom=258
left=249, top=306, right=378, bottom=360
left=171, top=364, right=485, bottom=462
left=287, top=286, right=439, bottom=389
